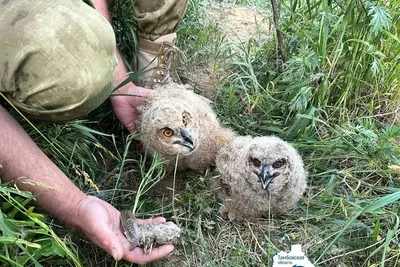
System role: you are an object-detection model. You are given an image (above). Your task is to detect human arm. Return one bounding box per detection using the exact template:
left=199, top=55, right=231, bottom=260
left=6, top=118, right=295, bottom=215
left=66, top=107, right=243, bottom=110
left=93, top=0, right=153, bottom=133
left=0, top=104, right=87, bottom=228
left=0, top=105, right=174, bottom=263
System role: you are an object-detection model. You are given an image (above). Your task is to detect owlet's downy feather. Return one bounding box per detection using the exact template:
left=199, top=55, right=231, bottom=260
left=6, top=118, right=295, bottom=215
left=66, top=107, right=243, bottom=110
left=137, top=83, right=234, bottom=171
left=212, top=135, right=307, bottom=219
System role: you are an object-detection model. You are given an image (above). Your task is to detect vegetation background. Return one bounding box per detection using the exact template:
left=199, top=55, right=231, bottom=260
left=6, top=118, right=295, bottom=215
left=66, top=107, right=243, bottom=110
left=1, top=0, right=400, bottom=266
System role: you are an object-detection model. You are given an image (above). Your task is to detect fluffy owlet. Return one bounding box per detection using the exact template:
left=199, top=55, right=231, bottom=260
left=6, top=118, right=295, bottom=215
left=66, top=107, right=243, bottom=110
left=137, top=83, right=234, bottom=171
left=213, top=135, right=307, bottom=219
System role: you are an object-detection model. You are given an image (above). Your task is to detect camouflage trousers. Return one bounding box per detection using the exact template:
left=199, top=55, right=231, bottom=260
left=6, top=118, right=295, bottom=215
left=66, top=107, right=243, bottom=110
left=0, top=0, right=187, bottom=121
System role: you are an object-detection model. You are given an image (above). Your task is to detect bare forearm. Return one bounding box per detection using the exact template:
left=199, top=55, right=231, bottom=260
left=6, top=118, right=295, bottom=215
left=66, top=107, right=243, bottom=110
left=0, top=105, right=86, bottom=229
left=93, top=0, right=130, bottom=88
left=93, top=0, right=152, bottom=132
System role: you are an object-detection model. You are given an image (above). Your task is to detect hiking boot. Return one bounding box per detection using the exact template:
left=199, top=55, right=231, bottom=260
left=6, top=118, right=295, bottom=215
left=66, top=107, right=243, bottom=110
left=136, top=33, right=179, bottom=88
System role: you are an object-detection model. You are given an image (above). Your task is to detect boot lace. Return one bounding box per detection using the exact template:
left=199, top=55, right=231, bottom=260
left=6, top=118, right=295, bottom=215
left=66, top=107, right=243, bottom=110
left=156, top=42, right=183, bottom=84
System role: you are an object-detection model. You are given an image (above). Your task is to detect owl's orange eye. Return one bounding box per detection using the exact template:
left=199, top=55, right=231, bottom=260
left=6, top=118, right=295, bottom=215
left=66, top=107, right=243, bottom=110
left=163, top=128, right=174, bottom=137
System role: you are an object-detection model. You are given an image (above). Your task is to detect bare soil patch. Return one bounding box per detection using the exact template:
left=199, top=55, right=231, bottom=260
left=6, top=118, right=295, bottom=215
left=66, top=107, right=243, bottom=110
left=208, top=2, right=273, bottom=43
left=180, top=2, right=273, bottom=98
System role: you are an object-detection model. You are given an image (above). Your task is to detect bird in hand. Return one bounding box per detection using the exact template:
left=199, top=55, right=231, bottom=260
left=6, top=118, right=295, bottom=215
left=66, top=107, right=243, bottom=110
left=137, top=83, right=234, bottom=171
left=213, top=135, right=307, bottom=220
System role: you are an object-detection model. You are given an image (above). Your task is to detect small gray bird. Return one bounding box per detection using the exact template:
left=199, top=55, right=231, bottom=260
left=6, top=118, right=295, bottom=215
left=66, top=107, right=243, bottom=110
left=213, top=135, right=307, bottom=219
left=137, top=83, right=234, bottom=171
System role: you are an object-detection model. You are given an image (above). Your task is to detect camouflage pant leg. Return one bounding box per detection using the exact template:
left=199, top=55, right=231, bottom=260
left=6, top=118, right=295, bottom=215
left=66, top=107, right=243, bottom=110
left=0, top=0, right=117, bottom=121
left=134, top=0, right=188, bottom=41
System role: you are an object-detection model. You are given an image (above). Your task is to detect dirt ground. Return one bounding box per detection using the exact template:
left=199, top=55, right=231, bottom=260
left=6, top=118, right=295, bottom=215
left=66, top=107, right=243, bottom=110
left=207, top=2, right=273, bottom=43
left=181, top=2, right=273, bottom=98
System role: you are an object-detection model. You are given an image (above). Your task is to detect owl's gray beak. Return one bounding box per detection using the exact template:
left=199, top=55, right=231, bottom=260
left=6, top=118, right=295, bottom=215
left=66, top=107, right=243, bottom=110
left=179, top=127, right=194, bottom=150
left=259, top=165, right=273, bottom=189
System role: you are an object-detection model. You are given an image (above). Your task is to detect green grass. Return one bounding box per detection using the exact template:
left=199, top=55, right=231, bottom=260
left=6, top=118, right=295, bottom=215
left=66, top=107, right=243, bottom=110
left=1, top=0, right=400, bottom=266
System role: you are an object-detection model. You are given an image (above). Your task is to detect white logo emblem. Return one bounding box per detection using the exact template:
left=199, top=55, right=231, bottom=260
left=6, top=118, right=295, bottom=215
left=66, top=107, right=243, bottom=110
left=272, top=244, right=314, bottom=267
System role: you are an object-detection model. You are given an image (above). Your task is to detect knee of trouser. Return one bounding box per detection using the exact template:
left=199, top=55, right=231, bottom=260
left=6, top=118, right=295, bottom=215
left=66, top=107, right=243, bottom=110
left=3, top=1, right=117, bottom=121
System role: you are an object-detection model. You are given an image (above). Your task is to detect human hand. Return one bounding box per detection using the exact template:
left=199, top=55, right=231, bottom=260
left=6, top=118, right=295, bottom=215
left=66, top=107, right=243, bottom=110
left=75, top=196, right=175, bottom=264
left=110, top=83, right=154, bottom=133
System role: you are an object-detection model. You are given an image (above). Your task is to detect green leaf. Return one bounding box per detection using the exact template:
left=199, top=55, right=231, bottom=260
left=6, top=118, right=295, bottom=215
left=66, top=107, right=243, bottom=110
left=0, top=236, right=41, bottom=248
left=364, top=191, right=400, bottom=213
left=71, top=123, right=113, bottom=139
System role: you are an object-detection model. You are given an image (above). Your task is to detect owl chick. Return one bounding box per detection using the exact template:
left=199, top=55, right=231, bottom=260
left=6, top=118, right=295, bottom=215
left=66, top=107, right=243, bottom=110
left=213, top=135, right=307, bottom=219
left=137, top=82, right=234, bottom=171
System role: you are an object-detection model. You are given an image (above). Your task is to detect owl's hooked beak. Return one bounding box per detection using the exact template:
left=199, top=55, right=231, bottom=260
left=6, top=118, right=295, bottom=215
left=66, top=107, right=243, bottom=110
left=259, top=165, right=274, bottom=190
left=178, top=127, right=194, bottom=150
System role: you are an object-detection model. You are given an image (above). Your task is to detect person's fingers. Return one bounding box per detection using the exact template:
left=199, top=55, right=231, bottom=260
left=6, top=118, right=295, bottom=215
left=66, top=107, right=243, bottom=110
left=123, top=244, right=175, bottom=264
left=125, top=85, right=155, bottom=99
left=126, top=121, right=135, bottom=133
left=108, top=238, right=125, bottom=261
left=77, top=198, right=127, bottom=261
left=134, top=86, right=156, bottom=96
left=88, top=223, right=126, bottom=261
left=109, top=230, right=128, bottom=261
left=136, top=216, right=167, bottom=224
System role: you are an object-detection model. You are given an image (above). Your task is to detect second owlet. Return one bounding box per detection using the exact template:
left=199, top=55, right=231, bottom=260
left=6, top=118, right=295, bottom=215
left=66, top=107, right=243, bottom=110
left=137, top=83, right=234, bottom=171
left=213, top=135, right=307, bottom=219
